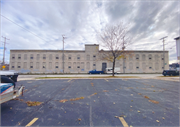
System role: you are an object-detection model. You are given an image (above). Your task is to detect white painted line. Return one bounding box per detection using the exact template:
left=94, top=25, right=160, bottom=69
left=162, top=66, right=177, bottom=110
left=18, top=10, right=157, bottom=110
left=105, top=79, right=108, bottom=82
left=25, top=118, right=38, bottom=127
left=67, top=79, right=72, bottom=82
left=90, top=97, right=93, bottom=127
left=119, top=117, right=129, bottom=127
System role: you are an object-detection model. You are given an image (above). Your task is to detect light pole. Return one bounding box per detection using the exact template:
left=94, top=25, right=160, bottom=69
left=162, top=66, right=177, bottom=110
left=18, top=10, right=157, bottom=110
left=160, top=36, right=168, bottom=70
left=62, top=35, right=67, bottom=73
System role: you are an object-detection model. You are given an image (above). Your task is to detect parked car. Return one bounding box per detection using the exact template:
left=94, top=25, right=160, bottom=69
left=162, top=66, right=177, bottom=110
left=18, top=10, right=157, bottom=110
left=88, top=69, right=104, bottom=74
left=0, top=70, right=18, bottom=82
left=162, top=70, right=179, bottom=76
left=106, top=67, right=121, bottom=74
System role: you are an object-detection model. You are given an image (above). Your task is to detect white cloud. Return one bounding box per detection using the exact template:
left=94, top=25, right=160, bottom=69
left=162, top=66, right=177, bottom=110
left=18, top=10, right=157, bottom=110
left=0, top=0, right=179, bottom=64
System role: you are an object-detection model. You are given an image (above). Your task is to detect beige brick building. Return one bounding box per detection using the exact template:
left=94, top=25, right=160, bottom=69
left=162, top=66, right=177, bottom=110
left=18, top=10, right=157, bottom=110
left=9, top=44, right=169, bottom=73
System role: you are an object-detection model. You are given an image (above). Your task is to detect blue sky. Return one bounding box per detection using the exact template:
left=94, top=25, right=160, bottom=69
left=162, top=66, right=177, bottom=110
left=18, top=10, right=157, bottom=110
left=0, top=0, right=180, bottom=64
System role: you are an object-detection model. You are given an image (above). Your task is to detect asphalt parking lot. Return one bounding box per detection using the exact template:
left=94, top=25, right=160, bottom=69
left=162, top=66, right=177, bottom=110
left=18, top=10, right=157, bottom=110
left=1, top=79, right=179, bottom=126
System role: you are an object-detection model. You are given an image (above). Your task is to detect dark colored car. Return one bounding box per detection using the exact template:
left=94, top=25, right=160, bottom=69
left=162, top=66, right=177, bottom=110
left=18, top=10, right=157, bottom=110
left=88, top=69, right=104, bottom=74
left=162, top=70, right=179, bottom=76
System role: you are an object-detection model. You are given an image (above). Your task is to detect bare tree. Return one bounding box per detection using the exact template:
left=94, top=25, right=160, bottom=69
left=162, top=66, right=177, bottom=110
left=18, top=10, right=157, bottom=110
left=98, top=22, right=132, bottom=76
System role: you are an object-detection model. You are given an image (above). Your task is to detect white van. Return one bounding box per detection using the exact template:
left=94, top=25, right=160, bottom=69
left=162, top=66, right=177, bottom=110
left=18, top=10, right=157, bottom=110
left=106, top=67, right=121, bottom=74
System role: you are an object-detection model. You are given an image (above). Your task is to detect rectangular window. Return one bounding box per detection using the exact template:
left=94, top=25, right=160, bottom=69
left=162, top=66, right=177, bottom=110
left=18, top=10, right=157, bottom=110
left=43, top=54, right=46, bottom=59
left=136, top=67, right=139, bottom=69
left=24, top=62, right=27, bottom=68
left=18, top=66, right=21, bottom=68
left=36, top=62, right=39, bottom=69
left=43, top=62, right=46, bottom=68
left=30, top=54, right=33, bottom=59
left=93, top=64, right=96, bottom=66
left=30, top=62, right=33, bottom=68
left=55, top=62, right=58, bottom=68
left=49, top=62, right=52, bottom=69
left=136, top=58, right=139, bottom=59
left=68, top=66, right=71, bottom=68
left=77, top=66, right=80, bottom=68
left=56, top=57, right=59, bottom=59
left=12, top=66, right=14, bottom=68
left=149, top=58, right=151, bottom=60
left=77, top=57, right=80, bottom=59
left=49, top=54, right=52, bottom=60
left=24, top=54, right=27, bottom=60
left=69, top=57, right=71, bottom=59
left=149, top=67, right=152, bottom=69
left=12, top=54, right=15, bottom=59
left=18, top=54, right=21, bottom=59
left=37, top=54, right=40, bottom=60
left=162, top=58, right=164, bottom=60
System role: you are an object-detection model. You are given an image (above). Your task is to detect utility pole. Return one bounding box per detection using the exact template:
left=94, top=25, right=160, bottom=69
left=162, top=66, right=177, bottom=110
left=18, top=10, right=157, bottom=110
left=62, top=35, right=67, bottom=73
left=160, top=36, right=168, bottom=70
left=122, top=36, right=125, bottom=73
left=1, top=36, right=10, bottom=65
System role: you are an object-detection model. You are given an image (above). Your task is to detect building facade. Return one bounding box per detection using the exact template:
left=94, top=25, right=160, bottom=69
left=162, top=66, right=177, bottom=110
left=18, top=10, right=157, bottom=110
left=9, top=44, right=169, bottom=73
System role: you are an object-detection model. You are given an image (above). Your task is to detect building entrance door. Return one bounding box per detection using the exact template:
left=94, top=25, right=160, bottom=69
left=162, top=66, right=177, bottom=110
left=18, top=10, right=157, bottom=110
left=102, top=63, right=107, bottom=72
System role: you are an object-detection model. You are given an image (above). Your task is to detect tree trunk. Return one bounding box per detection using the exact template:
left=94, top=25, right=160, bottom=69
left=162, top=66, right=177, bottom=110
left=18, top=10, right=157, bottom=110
left=112, top=58, right=115, bottom=77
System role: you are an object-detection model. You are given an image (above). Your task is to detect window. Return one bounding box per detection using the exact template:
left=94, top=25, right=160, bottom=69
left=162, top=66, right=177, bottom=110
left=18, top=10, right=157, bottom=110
left=162, top=58, right=164, bottom=60
left=86, top=62, right=90, bottom=69
left=77, top=54, right=80, bottom=60
left=55, top=62, right=58, bottom=68
left=17, top=62, right=21, bottom=68
left=12, top=66, right=14, bottom=68
left=142, top=54, right=146, bottom=61
left=162, top=67, right=164, bottom=69
left=148, top=54, right=152, bottom=60
left=24, top=62, right=27, bottom=68
left=77, top=66, right=80, bottom=68
left=43, top=54, right=46, bottom=59
left=43, top=62, right=46, bottom=68
left=136, top=67, right=139, bottom=69
left=56, top=54, right=59, bottom=59
left=68, top=62, right=72, bottom=69
left=24, top=54, right=27, bottom=60
left=149, top=67, right=152, bottom=69
left=37, top=54, right=40, bottom=60
left=129, top=62, right=133, bottom=70
left=30, top=62, right=33, bottom=68
left=142, top=62, right=146, bottom=70
left=11, top=62, right=15, bottom=69
left=129, top=54, right=133, bottom=61
left=18, top=54, right=21, bottom=59
left=36, top=62, right=39, bottom=69
left=136, top=54, right=139, bottom=60
left=30, top=54, right=33, bottom=59
left=93, top=64, right=96, bottom=66
left=49, top=62, right=52, bottom=69
left=68, top=54, right=71, bottom=60
left=12, top=54, right=15, bottom=59
left=87, top=55, right=90, bottom=60
left=49, top=54, right=52, bottom=60
left=93, top=55, right=96, bottom=60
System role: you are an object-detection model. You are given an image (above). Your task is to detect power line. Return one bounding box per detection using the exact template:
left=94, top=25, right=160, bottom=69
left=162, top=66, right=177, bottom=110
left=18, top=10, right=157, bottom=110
left=0, top=14, right=48, bottom=42
left=160, top=36, right=168, bottom=70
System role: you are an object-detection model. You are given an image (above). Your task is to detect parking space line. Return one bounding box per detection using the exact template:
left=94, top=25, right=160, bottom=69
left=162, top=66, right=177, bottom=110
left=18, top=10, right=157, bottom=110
left=25, top=118, right=38, bottom=127
left=105, top=79, right=108, bottom=82
left=119, top=117, right=129, bottom=127
left=67, top=79, right=72, bottom=82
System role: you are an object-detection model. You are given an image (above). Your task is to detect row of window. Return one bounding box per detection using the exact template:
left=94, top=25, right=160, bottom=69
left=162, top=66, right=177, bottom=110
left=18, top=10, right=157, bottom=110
left=11, top=62, right=96, bottom=69
left=11, top=53, right=164, bottom=61
left=11, top=54, right=96, bottom=60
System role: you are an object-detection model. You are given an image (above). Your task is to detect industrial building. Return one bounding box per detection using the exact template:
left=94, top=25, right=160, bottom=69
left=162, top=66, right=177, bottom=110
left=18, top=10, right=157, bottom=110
left=9, top=44, right=169, bottom=73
